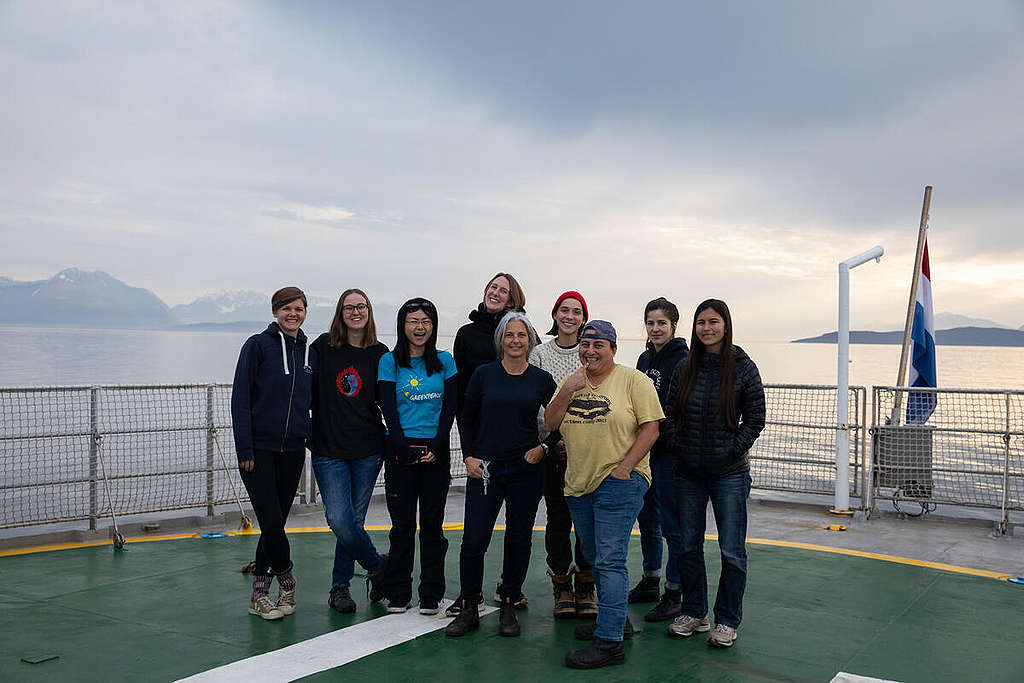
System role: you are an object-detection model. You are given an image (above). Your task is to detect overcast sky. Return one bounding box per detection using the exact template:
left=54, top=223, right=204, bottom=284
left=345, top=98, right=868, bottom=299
left=2, top=1, right=1022, bottom=340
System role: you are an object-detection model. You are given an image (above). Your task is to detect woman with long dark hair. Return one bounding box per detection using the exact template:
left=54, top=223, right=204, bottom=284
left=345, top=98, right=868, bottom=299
left=631, top=297, right=689, bottom=622
left=374, top=298, right=458, bottom=615
left=446, top=311, right=556, bottom=638
left=310, top=288, right=388, bottom=613
left=665, top=299, right=765, bottom=647
left=231, top=286, right=316, bottom=620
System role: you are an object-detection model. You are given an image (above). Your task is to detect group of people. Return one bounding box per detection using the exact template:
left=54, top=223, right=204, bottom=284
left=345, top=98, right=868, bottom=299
left=230, top=273, right=766, bottom=670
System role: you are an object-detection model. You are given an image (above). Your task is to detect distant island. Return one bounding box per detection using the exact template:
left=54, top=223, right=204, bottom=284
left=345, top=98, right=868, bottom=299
left=793, top=326, right=1024, bottom=347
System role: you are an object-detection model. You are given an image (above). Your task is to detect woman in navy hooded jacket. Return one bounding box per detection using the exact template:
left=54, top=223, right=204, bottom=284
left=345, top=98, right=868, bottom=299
left=631, top=297, right=689, bottom=623
left=231, top=286, right=316, bottom=621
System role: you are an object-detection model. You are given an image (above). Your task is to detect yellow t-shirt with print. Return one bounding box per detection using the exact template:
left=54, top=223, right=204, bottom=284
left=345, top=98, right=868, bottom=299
left=557, top=364, right=665, bottom=497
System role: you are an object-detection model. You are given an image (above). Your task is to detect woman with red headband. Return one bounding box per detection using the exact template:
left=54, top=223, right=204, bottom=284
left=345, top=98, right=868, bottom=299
left=528, top=291, right=597, bottom=619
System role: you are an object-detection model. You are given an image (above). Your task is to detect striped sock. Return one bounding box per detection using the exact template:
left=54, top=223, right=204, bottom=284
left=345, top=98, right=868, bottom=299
left=252, top=574, right=272, bottom=601
left=278, top=570, right=296, bottom=591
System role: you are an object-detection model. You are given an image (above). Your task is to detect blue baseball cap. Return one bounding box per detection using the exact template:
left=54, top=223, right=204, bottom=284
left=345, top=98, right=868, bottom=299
left=580, top=320, right=616, bottom=345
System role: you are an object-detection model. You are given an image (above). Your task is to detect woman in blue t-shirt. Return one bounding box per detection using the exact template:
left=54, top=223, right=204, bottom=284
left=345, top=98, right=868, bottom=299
left=446, top=311, right=557, bottom=638
left=374, top=298, right=458, bottom=614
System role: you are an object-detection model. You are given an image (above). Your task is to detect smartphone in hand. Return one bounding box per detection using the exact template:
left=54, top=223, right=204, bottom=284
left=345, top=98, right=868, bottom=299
left=403, top=444, right=429, bottom=465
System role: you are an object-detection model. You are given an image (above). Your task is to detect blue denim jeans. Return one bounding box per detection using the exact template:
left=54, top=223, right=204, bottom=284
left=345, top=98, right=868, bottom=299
left=566, top=472, right=648, bottom=642
left=312, top=453, right=383, bottom=587
left=676, top=470, right=751, bottom=628
left=635, top=455, right=682, bottom=588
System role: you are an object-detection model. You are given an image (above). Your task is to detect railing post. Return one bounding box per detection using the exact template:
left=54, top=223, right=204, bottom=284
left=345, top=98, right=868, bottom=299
left=206, top=385, right=215, bottom=518
left=88, top=387, right=99, bottom=530
left=861, top=387, right=869, bottom=510
left=1001, top=392, right=1012, bottom=535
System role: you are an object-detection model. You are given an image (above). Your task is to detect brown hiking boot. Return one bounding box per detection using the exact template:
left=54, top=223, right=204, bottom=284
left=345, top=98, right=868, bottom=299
left=574, top=569, right=598, bottom=618
left=551, top=573, right=576, bottom=619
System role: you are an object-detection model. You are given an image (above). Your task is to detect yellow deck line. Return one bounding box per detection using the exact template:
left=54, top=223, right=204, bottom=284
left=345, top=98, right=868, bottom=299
left=0, top=526, right=1014, bottom=580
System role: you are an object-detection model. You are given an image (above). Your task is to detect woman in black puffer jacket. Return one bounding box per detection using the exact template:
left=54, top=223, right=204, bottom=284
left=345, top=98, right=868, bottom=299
left=663, top=299, right=765, bottom=648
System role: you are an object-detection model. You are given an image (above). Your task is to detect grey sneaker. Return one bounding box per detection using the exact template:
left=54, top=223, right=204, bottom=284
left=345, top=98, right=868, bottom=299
left=249, top=594, right=285, bottom=620
left=667, top=613, right=711, bottom=637
left=707, top=623, right=738, bottom=647
left=329, top=585, right=356, bottom=613
left=276, top=587, right=296, bottom=616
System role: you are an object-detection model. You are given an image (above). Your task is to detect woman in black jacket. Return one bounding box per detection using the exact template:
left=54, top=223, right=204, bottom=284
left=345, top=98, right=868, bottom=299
left=451, top=271, right=526, bottom=610
left=231, top=286, right=316, bottom=621
left=664, top=299, right=765, bottom=648
left=631, top=297, right=689, bottom=622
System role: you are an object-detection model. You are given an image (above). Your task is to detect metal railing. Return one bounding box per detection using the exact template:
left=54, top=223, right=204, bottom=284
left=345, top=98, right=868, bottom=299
left=870, top=386, right=1023, bottom=532
left=0, top=382, right=873, bottom=531
left=749, top=384, right=866, bottom=504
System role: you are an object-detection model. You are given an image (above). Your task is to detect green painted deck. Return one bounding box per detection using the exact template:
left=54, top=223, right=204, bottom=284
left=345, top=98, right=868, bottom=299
left=2, top=530, right=1022, bottom=682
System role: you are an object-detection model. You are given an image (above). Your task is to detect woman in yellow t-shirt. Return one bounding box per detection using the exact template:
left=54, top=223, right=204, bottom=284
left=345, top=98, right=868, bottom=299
left=544, top=320, right=664, bottom=670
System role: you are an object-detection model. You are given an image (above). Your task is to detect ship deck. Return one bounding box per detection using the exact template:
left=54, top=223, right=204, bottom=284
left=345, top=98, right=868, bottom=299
left=3, top=491, right=1023, bottom=682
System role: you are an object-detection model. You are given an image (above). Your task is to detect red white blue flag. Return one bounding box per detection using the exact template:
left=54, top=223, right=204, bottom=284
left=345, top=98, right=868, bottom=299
left=906, top=240, right=937, bottom=424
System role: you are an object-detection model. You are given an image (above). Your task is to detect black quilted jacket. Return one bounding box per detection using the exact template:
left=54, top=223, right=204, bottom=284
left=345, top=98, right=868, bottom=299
left=665, top=345, right=766, bottom=479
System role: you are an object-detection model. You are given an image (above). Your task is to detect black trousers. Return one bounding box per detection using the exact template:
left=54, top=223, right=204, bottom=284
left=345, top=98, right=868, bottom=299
left=239, top=448, right=305, bottom=576
left=542, top=453, right=592, bottom=575
left=382, top=454, right=451, bottom=602
left=459, top=462, right=543, bottom=603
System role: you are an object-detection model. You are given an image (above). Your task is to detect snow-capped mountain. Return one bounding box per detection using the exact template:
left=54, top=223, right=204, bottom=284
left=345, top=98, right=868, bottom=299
left=170, top=290, right=270, bottom=324
left=0, top=268, right=177, bottom=328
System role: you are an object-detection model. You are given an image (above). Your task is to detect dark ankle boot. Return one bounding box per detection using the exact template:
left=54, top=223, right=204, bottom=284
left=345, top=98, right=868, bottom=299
left=644, top=588, right=683, bottom=622
left=627, top=575, right=660, bottom=603
left=445, top=599, right=480, bottom=637
left=565, top=636, right=625, bottom=669
left=498, top=597, right=520, bottom=637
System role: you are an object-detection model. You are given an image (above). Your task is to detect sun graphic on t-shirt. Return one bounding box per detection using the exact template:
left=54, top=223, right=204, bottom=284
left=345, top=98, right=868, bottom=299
left=402, top=376, right=421, bottom=397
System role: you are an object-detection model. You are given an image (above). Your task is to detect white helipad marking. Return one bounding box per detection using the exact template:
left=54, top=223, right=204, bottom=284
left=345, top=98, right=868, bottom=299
left=175, top=600, right=496, bottom=683
left=831, top=673, right=900, bottom=683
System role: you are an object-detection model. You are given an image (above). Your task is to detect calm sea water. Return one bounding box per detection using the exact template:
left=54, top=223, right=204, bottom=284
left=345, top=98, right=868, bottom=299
left=1, top=325, right=1022, bottom=390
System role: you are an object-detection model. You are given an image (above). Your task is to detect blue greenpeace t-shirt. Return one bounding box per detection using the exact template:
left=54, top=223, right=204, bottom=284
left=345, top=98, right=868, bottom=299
left=377, top=351, right=458, bottom=439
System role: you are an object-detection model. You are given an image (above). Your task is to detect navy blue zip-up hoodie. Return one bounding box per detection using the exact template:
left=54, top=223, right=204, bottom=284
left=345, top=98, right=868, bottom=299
left=231, top=322, right=316, bottom=464
left=636, top=337, right=689, bottom=460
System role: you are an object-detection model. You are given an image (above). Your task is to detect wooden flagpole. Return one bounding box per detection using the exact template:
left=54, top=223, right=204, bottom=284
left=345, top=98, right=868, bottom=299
left=891, top=186, right=932, bottom=423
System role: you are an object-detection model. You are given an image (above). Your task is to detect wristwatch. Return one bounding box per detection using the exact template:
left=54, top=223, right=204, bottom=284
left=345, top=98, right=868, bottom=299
left=540, top=443, right=550, bottom=457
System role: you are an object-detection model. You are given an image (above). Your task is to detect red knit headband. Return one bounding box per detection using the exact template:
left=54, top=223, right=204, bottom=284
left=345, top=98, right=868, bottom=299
left=551, top=291, right=588, bottom=320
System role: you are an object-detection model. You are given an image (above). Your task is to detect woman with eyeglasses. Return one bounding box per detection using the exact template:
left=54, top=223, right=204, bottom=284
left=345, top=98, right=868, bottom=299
left=309, top=289, right=389, bottom=613
left=373, top=298, right=458, bottom=615
left=231, top=286, right=316, bottom=621
left=445, top=311, right=557, bottom=638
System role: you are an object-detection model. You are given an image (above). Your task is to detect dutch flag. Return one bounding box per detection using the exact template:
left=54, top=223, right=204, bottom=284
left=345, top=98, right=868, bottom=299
left=906, top=240, right=937, bottom=424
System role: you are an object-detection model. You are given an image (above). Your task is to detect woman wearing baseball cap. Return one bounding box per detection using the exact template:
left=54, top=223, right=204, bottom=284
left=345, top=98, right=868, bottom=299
left=544, top=320, right=665, bottom=669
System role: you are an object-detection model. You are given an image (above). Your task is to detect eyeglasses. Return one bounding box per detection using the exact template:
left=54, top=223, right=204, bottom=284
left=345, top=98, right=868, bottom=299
left=342, top=303, right=368, bottom=313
